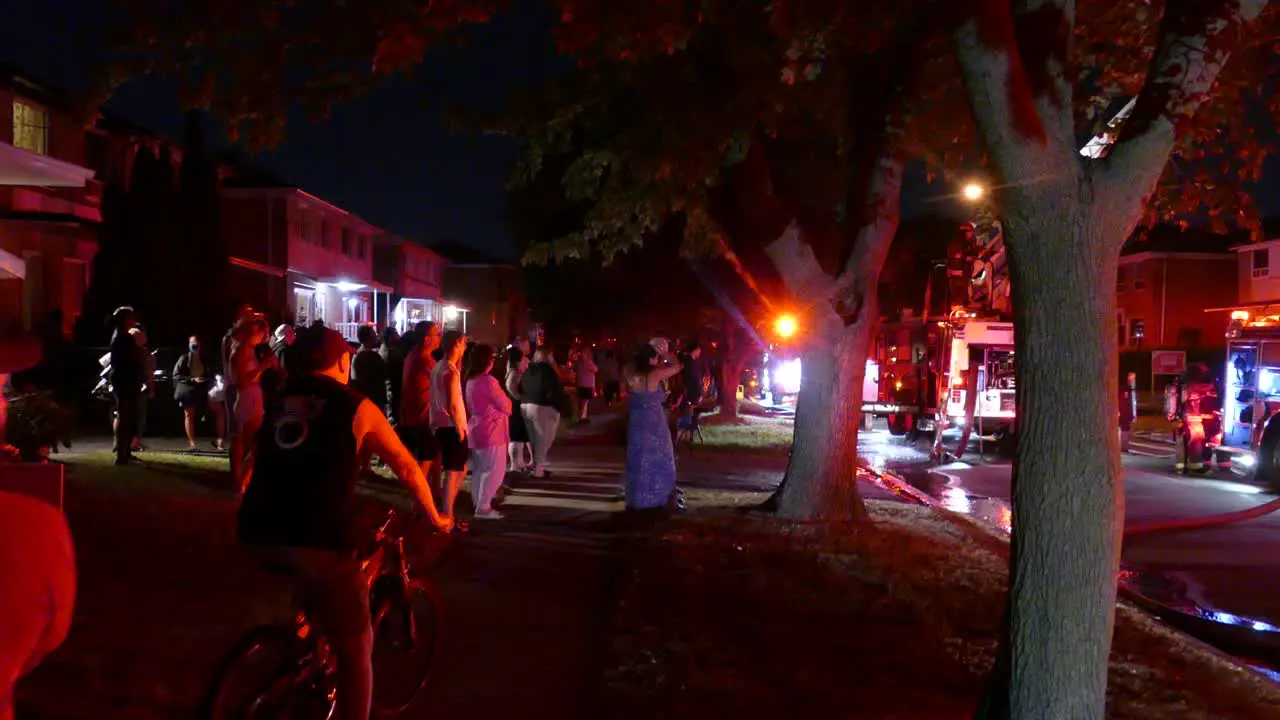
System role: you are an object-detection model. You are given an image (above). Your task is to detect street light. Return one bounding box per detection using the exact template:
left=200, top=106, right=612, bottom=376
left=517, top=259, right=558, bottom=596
left=775, top=314, right=798, bottom=339
left=962, top=182, right=986, bottom=202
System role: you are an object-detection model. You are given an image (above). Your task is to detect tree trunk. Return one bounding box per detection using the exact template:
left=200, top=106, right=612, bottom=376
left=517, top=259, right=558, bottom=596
left=761, top=222, right=887, bottom=523
left=774, top=315, right=875, bottom=521
left=718, top=356, right=743, bottom=421
left=979, top=206, right=1123, bottom=720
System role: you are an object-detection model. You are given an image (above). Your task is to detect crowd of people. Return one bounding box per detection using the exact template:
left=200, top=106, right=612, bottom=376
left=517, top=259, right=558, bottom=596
left=3, top=307, right=720, bottom=720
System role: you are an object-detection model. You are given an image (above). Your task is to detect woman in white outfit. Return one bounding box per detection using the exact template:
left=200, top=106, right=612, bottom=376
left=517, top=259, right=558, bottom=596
left=229, top=316, right=270, bottom=493
left=464, top=345, right=511, bottom=519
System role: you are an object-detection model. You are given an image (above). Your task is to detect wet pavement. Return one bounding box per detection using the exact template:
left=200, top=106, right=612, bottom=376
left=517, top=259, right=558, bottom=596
left=882, top=423, right=1280, bottom=673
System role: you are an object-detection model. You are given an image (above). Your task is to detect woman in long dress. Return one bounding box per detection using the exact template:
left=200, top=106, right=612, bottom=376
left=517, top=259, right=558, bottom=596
left=229, top=317, right=270, bottom=493
left=624, top=342, right=683, bottom=511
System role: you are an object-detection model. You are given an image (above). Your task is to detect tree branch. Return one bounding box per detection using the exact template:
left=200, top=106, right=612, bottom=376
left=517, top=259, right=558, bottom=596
left=953, top=0, right=1078, bottom=183
left=1012, top=0, right=1076, bottom=144
left=1101, top=0, right=1270, bottom=219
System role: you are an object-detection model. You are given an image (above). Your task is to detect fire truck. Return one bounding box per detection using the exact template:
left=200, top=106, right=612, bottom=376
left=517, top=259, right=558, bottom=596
left=1205, top=307, right=1280, bottom=487
left=860, top=99, right=1141, bottom=452
left=859, top=216, right=1017, bottom=455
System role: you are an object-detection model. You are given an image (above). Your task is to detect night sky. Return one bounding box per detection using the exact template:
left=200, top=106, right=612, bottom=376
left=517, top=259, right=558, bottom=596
left=0, top=0, right=565, bottom=261
left=1, top=0, right=1276, bottom=259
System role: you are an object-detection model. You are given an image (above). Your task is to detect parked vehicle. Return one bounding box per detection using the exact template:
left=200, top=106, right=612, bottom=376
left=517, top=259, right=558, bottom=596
left=1206, top=307, right=1280, bottom=488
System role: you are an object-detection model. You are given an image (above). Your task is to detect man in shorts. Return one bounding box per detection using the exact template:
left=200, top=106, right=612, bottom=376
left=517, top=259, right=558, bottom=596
left=238, top=326, right=453, bottom=720
left=430, top=331, right=469, bottom=516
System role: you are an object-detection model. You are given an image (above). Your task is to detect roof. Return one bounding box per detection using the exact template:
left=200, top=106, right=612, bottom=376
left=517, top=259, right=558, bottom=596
left=0, top=60, right=75, bottom=112
left=0, top=142, right=96, bottom=187
left=429, top=240, right=514, bottom=266
left=1120, top=225, right=1241, bottom=256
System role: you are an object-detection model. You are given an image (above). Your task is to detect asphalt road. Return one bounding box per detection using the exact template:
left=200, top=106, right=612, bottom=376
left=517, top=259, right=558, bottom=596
left=870, top=424, right=1280, bottom=634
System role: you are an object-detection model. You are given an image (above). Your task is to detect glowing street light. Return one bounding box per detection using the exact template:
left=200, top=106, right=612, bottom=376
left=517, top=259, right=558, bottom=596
left=962, top=182, right=986, bottom=202
left=775, top=314, right=798, bottom=339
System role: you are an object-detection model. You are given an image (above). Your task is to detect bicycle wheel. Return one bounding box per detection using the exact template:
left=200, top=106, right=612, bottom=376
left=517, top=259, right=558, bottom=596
left=370, top=578, right=443, bottom=716
left=205, top=625, right=335, bottom=720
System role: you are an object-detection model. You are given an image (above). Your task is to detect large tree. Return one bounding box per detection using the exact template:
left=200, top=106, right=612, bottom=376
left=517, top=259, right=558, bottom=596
left=951, top=2, right=1274, bottom=717
left=499, top=2, right=949, bottom=521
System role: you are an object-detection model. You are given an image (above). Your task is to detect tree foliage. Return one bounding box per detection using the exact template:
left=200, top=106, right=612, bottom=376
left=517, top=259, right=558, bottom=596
left=96, top=0, right=499, bottom=146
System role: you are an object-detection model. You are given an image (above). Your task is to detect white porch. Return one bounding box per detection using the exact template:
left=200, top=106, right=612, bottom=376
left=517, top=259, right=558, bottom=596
left=291, top=276, right=393, bottom=342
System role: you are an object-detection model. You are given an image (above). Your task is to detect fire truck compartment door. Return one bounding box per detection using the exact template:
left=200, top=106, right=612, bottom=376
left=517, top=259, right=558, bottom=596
left=950, top=338, right=968, bottom=373
left=1261, top=342, right=1280, bottom=369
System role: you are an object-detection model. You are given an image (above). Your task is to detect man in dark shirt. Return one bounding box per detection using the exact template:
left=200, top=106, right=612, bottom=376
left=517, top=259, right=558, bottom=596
left=108, top=307, right=144, bottom=465
left=238, top=326, right=452, bottom=720
left=349, top=325, right=389, bottom=414
left=678, top=341, right=705, bottom=409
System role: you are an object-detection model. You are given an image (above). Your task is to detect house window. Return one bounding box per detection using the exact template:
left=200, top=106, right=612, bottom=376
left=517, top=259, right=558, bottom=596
left=341, top=227, right=352, bottom=256
left=1253, top=249, right=1271, bottom=278
left=12, top=100, right=49, bottom=155
left=318, top=219, right=330, bottom=249
left=294, top=287, right=314, bottom=326
left=1131, top=265, right=1146, bottom=291
left=1117, top=265, right=1131, bottom=293
left=357, top=235, right=367, bottom=260
left=1128, top=318, right=1146, bottom=348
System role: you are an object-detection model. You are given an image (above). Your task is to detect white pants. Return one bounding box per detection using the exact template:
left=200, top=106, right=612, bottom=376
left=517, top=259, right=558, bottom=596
left=520, top=404, right=560, bottom=476
left=469, top=445, right=507, bottom=513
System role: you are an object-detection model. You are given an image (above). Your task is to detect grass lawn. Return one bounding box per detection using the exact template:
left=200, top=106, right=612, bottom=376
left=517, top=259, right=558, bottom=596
left=695, top=413, right=794, bottom=454
left=600, top=503, right=1280, bottom=719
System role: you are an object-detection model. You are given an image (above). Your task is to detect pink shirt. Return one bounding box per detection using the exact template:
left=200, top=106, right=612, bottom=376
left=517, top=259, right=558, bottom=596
left=465, top=374, right=512, bottom=449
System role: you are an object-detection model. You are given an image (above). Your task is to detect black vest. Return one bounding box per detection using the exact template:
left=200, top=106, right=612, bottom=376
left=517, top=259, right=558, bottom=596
left=238, top=374, right=365, bottom=551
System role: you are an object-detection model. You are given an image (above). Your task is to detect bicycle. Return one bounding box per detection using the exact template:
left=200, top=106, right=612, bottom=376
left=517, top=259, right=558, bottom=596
left=205, top=508, right=449, bottom=719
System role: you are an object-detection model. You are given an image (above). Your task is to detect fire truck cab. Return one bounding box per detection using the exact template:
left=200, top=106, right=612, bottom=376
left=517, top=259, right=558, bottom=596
left=1210, top=307, right=1280, bottom=486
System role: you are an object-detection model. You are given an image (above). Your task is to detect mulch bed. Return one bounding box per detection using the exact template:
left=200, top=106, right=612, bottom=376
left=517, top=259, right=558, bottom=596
left=597, top=502, right=1280, bottom=719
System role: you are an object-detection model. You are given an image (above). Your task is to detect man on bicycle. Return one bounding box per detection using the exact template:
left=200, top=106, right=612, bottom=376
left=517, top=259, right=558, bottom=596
left=238, top=325, right=453, bottom=720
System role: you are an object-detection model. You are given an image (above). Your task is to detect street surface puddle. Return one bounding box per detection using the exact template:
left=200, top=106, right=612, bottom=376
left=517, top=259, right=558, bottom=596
left=920, top=478, right=1280, bottom=681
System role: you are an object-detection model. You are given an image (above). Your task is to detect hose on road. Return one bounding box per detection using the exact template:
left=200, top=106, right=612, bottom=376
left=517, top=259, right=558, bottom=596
left=1124, top=494, right=1280, bottom=537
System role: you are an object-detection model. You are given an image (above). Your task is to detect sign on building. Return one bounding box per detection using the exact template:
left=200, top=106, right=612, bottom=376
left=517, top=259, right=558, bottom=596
left=1151, top=350, right=1187, bottom=377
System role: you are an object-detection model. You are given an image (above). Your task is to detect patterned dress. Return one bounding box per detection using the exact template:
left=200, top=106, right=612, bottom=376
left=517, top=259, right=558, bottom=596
left=624, top=388, right=677, bottom=510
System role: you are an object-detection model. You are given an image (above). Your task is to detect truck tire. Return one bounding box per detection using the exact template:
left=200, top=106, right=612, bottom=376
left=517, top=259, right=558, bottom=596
left=1256, top=414, right=1280, bottom=493
left=887, top=413, right=910, bottom=437
left=997, top=428, right=1017, bottom=457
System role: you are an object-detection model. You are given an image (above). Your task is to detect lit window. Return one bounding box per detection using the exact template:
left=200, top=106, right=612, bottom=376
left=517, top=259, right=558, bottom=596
left=13, top=101, right=49, bottom=155
left=1128, top=318, right=1146, bottom=348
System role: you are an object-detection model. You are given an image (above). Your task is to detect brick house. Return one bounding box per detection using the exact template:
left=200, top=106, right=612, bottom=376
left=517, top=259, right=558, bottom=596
left=221, top=176, right=391, bottom=341
left=373, top=234, right=448, bottom=334
left=430, top=241, right=529, bottom=347
left=0, top=65, right=100, bottom=335
left=1116, top=228, right=1238, bottom=351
